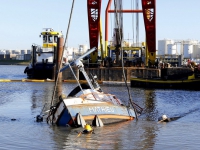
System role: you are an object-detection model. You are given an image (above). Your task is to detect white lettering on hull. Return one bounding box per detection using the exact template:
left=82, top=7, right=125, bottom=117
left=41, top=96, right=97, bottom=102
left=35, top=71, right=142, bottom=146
left=89, top=106, right=115, bottom=113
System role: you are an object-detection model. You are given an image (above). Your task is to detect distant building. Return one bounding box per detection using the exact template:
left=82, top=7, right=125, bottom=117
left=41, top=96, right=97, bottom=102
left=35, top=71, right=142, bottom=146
left=21, top=50, right=27, bottom=55
left=24, top=54, right=31, bottom=60
left=0, top=54, right=4, bottom=60
left=5, top=54, right=16, bottom=60
left=64, top=47, right=74, bottom=62
left=11, top=50, right=20, bottom=54
left=16, top=55, right=24, bottom=60
left=27, top=50, right=31, bottom=54
left=158, top=39, right=174, bottom=55
left=158, top=39, right=200, bottom=59
left=6, top=50, right=11, bottom=54
left=79, top=44, right=88, bottom=53
left=0, top=50, right=5, bottom=54
left=182, top=40, right=198, bottom=59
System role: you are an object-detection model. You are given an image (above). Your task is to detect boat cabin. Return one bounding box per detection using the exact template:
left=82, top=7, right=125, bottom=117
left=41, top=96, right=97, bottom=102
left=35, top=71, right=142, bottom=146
left=40, top=28, right=62, bottom=52
left=34, top=28, right=63, bottom=63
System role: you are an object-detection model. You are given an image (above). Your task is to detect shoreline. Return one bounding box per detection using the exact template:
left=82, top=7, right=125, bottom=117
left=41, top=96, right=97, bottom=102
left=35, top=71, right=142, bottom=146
left=0, top=60, right=29, bottom=66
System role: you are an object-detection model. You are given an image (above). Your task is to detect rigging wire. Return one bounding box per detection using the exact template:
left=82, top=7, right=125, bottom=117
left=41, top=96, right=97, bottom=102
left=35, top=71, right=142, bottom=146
left=50, top=0, right=75, bottom=107
left=131, top=0, right=135, bottom=44
left=113, top=0, right=138, bottom=120
left=136, top=0, right=139, bottom=46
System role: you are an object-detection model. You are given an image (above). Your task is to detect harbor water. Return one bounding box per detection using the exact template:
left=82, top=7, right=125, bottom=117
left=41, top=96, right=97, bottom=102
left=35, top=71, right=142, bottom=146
left=0, top=65, right=200, bottom=150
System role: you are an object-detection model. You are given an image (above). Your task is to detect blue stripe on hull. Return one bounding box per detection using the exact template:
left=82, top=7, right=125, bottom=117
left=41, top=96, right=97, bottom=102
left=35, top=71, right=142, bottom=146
left=57, top=109, right=72, bottom=126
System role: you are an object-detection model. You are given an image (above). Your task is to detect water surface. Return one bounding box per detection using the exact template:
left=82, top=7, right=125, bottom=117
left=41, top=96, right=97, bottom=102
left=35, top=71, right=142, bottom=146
left=0, top=65, right=200, bottom=150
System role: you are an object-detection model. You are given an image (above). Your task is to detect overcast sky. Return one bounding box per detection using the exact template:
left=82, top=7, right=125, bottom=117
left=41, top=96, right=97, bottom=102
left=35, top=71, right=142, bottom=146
left=0, top=0, right=199, bottom=50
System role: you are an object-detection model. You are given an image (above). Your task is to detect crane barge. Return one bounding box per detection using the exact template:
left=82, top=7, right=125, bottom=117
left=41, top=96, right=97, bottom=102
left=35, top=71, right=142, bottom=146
left=87, top=0, right=156, bottom=67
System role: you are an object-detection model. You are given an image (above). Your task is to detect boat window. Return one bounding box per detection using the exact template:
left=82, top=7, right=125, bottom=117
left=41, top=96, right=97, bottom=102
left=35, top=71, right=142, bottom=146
left=43, top=35, right=47, bottom=43
left=48, top=36, right=53, bottom=43
left=54, top=36, right=58, bottom=43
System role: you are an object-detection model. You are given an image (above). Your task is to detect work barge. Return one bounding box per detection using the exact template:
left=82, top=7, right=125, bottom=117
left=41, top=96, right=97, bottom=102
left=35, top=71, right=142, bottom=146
left=60, top=64, right=200, bottom=90
left=61, top=66, right=159, bottom=82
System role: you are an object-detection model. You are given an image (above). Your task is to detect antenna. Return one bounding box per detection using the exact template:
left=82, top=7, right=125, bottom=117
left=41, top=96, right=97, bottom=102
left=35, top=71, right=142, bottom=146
left=43, top=28, right=53, bottom=31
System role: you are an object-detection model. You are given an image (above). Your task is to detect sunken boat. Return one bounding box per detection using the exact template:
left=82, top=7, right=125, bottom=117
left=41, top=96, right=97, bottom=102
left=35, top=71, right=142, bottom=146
left=46, top=47, right=142, bottom=127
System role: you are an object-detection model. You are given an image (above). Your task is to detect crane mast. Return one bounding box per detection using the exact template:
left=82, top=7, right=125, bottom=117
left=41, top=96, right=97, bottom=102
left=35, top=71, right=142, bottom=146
left=112, top=0, right=123, bottom=64
left=141, top=0, right=156, bottom=66
left=87, top=0, right=102, bottom=65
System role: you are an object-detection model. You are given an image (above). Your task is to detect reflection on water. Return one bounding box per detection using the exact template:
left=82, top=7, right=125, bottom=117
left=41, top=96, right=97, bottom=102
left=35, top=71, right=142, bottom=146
left=0, top=65, right=200, bottom=149
left=143, top=90, right=158, bottom=121
left=51, top=120, right=158, bottom=150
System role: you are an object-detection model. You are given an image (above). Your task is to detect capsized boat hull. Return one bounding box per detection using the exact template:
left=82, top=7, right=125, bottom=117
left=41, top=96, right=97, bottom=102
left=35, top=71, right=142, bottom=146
left=53, top=98, right=136, bottom=126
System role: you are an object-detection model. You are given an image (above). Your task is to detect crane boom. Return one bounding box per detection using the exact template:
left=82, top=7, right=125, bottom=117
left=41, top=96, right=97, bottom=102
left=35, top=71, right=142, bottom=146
left=141, top=0, right=156, bottom=66
left=87, top=0, right=102, bottom=65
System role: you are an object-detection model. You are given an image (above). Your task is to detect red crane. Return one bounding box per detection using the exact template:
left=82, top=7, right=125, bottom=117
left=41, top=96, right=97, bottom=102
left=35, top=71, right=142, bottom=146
left=87, top=0, right=156, bottom=66
left=141, top=0, right=156, bottom=65
left=87, top=0, right=102, bottom=64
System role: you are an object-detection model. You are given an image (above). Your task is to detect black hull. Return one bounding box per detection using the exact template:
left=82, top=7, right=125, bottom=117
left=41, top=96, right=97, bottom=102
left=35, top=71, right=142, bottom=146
left=130, top=78, right=200, bottom=90
left=24, top=63, right=55, bottom=79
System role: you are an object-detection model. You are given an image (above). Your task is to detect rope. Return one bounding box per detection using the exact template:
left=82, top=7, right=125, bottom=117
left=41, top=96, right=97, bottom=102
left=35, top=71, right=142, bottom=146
left=114, top=0, right=138, bottom=120
left=50, top=0, right=75, bottom=108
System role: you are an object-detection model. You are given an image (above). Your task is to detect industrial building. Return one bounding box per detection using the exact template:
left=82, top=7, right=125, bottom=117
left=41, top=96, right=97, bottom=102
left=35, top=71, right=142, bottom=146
left=0, top=44, right=88, bottom=62
left=157, top=39, right=200, bottom=65
left=0, top=49, right=31, bottom=60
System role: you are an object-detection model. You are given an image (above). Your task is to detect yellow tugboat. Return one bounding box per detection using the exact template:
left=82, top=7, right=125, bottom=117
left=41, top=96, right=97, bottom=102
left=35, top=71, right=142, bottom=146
left=24, top=28, right=63, bottom=79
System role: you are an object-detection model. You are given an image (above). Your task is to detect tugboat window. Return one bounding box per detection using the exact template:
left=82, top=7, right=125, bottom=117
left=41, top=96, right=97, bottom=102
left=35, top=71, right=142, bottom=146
left=54, top=36, right=58, bottom=43
left=48, top=36, right=53, bottom=43
left=43, top=35, right=47, bottom=43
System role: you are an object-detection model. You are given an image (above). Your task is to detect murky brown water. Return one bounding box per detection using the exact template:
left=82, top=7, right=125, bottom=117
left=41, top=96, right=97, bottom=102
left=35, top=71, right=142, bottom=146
left=0, top=65, right=200, bottom=150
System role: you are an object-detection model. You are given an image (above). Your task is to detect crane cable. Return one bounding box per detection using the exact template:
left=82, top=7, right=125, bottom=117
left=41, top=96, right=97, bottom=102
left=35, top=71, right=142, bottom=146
left=113, top=0, right=138, bottom=120
left=131, top=0, right=135, bottom=44
left=49, top=0, right=75, bottom=112
left=136, top=0, right=139, bottom=46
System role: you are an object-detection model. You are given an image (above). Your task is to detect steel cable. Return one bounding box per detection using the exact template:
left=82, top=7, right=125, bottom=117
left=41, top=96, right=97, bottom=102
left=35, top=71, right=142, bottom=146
left=50, top=0, right=75, bottom=112
left=114, top=0, right=138, bottom=120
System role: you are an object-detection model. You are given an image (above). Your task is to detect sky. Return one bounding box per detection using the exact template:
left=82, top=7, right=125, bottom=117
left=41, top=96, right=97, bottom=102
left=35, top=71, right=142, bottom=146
left=0, top=0, right=200, bottom=50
